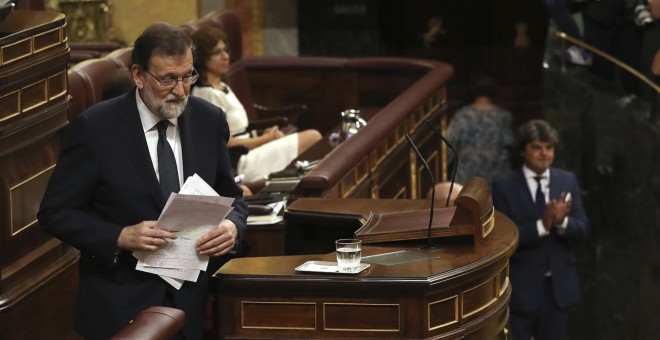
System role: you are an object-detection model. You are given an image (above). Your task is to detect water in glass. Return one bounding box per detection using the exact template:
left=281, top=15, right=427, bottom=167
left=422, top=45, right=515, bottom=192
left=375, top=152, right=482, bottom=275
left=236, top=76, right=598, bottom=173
left=335, top=239, right=361, bottom=272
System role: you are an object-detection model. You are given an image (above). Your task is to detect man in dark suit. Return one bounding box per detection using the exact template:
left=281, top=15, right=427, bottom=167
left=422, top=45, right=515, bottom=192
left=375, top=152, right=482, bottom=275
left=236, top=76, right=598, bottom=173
left=492, top=120, right=589, bottom=340
left=38, top=22, right=248, bottom=340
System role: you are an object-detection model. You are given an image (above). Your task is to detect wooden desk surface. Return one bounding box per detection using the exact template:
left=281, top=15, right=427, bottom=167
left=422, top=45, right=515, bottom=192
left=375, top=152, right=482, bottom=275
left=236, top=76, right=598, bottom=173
left=214, top=211, right=518, bottom=339
left=220, top=211, right=515, bottom=284
left=287, top=197, right=431, bottom=215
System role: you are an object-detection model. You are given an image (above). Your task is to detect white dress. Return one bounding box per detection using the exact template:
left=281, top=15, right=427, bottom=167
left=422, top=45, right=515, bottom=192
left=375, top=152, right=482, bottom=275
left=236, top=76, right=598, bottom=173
left=192, top=83, right=298, bottom=182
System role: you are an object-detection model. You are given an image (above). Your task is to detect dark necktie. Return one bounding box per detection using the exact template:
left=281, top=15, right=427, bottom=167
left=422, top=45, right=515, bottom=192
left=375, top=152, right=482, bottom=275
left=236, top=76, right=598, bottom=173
left=534, top=176, right=546, bottom=217
left=156, top=120, right=179, bottom=199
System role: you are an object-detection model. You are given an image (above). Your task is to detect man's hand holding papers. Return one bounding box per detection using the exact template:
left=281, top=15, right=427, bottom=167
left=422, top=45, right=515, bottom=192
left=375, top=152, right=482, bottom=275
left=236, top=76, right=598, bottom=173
left=117, top=220, right=177, bottom=251
left=133, top=174, right=236, bottom=289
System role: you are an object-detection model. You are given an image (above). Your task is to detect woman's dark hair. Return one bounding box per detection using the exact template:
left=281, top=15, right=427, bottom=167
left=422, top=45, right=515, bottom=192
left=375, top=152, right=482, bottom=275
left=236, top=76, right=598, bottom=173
left=131, top=22, right=194, bottom=71
left=467, top=70, right=498, bottom=100
left=190, top=26, right=228, bottom=84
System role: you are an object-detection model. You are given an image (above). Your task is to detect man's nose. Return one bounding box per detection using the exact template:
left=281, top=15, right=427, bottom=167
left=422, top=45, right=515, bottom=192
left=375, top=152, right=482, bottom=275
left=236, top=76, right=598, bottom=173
left=171, top=81, right=186, bottom=96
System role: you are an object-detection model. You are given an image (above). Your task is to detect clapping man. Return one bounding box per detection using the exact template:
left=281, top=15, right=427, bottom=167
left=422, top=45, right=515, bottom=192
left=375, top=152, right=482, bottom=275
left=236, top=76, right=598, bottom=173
left=492, top=119, right=590, bottom=340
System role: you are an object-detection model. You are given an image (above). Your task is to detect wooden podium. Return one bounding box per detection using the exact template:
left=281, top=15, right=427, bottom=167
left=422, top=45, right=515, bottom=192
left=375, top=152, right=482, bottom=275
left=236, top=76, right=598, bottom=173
left=0, top=10, right=79, bottom=339
left=213, top=179, right=518, bottom=339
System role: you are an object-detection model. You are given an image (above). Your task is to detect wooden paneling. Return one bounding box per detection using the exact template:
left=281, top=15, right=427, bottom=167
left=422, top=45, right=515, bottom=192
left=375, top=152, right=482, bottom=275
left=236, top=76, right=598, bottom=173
left=0, top=10, right=80, bottom=339
left=215, top=210, right=518, bottom=339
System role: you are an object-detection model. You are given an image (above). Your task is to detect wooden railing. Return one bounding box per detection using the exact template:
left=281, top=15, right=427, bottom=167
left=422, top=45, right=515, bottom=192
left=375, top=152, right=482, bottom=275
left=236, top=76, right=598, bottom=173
left=242, top=56, right=454, bottom=199
left=556, top=32, right=660, bottom=121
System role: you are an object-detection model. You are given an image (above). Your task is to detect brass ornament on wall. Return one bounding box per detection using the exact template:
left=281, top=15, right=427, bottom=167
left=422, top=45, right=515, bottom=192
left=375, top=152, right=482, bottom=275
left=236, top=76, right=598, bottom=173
left=423, top=17, right=446, bottom=48
left=58, top=0, right=120, bottom=43
left=514, top=21, right=530, bottom=48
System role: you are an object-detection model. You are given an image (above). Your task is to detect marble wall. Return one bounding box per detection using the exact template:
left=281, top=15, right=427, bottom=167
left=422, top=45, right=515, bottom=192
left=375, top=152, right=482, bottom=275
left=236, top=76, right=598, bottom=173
left=543, top=62, right=660, bottom=340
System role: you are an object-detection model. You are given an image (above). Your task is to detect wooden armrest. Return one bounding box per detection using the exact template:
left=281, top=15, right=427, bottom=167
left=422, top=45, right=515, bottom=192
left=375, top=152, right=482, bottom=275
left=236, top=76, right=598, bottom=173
left=69, top=42, right=122, bottom=52
left=244, top=179, right=267, bottom=194
left=246, top=117, right=290, bottom=132
left=254, top=103, right=308, bottom=126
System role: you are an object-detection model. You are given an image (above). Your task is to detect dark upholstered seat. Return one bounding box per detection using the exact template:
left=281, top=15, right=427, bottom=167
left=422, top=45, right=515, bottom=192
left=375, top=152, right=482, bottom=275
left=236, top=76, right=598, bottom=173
left=110, top=306, right=185, bottom=340
left=105, top=46, right=133, bottom=68
left=67, top=56, right=126, bottom=120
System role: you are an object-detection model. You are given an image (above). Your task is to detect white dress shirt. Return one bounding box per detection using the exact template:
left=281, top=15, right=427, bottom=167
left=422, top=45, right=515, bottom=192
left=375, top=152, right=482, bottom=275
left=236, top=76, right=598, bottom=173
left=522, top=165, right=568, bottom=237
left=135, top=89, right=184, bottom=187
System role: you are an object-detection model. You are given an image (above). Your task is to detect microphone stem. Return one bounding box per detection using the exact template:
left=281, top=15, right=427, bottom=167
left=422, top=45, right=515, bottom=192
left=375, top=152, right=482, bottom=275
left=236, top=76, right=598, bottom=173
left=428, top=181, right=435, bottom=248
left=424, top=120, right=459, bottom=208
left=405, top=134, right=436, bottom=250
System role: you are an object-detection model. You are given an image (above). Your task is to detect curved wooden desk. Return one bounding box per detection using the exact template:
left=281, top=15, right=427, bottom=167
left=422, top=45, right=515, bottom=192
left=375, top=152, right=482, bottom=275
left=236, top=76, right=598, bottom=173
left=213, top=211, right=517, bottom=339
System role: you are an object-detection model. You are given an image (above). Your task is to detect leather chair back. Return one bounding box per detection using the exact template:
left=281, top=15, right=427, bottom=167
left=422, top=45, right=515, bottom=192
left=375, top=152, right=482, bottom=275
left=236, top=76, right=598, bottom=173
left=106, top=46, right=133, bottom=68
left=216, top=10, right=243, bottom=61
left=225, top=61, right=258, bottom=119
left=67, top=56, right=125, bottom=119
left=111, top=306, right=185, bottom=340
left=182, top=10, right=243, bottom=62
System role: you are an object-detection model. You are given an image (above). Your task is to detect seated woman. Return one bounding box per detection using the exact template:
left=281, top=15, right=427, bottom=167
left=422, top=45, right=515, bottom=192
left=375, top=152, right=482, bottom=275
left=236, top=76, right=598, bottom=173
left=190, top=26, right=321, bottom=182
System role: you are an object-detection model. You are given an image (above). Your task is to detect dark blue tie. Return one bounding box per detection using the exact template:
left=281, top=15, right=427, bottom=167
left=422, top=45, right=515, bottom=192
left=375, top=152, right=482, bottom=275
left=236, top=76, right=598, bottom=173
left=156, top=120, right=179, bottom=199
left=534, top=176, right=546, bottom=217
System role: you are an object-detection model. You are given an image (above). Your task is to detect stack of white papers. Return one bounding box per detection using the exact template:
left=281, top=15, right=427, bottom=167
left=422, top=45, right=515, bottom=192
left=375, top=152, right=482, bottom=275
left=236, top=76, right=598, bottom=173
left=133, top=174, right=234, bottom=289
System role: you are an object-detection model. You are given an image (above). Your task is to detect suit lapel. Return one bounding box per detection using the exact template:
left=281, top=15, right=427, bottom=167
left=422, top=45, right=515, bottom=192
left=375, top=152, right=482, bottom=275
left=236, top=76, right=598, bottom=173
left=514, top=169, right=537, bottom=212
left=179, top=105, right=196, bottom=180
left=548, top=168, right=562, bottom=201
left=116, top=92, right=164, bottom=208
left=179, top=102, right=218, bottom=186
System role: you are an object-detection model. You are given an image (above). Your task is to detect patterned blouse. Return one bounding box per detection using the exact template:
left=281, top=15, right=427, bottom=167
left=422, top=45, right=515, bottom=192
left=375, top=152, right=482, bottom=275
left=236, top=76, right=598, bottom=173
left=447, top=105, right=514, bottom=184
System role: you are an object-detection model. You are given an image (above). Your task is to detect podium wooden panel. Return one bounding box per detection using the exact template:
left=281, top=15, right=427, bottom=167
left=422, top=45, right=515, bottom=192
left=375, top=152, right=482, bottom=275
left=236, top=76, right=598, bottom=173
left=214, top=210, right=518, bottom=339
left=0, top=10, right=79, bottom=339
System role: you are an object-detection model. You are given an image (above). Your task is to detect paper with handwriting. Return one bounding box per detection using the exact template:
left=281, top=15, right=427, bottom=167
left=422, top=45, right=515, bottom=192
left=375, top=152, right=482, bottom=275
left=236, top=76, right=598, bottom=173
left=133, top=174, right=234, bottom=289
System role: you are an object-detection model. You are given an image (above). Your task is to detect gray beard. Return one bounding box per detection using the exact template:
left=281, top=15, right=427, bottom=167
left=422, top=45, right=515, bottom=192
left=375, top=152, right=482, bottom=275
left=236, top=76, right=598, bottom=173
left=142, top=84, right=187, bottom=120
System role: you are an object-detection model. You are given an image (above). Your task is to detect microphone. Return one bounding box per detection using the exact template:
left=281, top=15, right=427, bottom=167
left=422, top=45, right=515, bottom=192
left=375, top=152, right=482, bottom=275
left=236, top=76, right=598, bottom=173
left=404, top=134, right=438, bottom=250
left=424, top=119, right=458, bottom=208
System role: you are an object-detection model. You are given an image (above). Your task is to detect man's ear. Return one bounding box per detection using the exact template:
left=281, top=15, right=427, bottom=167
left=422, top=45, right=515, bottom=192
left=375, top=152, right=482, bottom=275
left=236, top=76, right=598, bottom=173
left=131, top=65, right=144, bottom=89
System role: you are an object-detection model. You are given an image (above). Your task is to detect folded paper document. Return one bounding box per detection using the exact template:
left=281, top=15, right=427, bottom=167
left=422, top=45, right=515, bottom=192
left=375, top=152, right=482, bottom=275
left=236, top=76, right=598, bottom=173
left=134, top=174, right=234, bottom=289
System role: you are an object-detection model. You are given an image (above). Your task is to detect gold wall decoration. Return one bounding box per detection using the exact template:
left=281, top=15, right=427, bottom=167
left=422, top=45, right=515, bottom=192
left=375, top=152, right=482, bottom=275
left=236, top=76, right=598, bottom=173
left=111, top=0, right=199, bottom=44
left=58, top=0, right=118, bottom=43
left=56, top=0, right=200, bottom=46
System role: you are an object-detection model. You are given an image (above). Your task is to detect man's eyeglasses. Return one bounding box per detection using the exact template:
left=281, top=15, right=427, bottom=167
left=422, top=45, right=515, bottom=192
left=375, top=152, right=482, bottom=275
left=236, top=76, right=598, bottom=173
left=146, top=69, right=199, bottom=89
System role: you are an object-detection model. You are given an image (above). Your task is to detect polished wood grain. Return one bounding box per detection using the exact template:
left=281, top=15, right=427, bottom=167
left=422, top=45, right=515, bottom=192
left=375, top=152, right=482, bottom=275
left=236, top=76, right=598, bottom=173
left=243, top=57, right=454, bottom=200
left=0, top=10, right=80, bottom=339
left=214, top=210, right=518, bottom=339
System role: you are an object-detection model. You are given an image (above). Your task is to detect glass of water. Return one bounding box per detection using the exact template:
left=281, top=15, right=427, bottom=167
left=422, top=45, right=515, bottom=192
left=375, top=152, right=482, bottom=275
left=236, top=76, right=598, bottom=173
left=335, top=239, right=362, bottom=272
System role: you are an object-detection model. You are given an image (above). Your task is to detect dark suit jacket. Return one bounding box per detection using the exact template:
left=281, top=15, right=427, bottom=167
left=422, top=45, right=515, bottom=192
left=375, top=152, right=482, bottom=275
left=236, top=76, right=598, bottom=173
left=38, top=91, right=248, bottom=340
left=492, top=167, right=589, bottom=313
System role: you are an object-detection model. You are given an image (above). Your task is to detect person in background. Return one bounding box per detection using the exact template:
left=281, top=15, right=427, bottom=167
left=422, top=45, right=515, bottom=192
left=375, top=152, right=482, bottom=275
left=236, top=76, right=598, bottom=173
left=101, top=60, right=254, bottom=198
left=38, top=22, right=248, bottom=340
left=189, top=26, right=322, bottom=182
left=653, top=49, right=660, bottom=76
left=645, top=0, right=660, bottom=78
left=447, top=71, right=514, bottom=185
left=492, top=120, right=590, bottom=340
left=543, top=0, right=593, bottom=66
left=582, top=0, right=643, bottom=94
